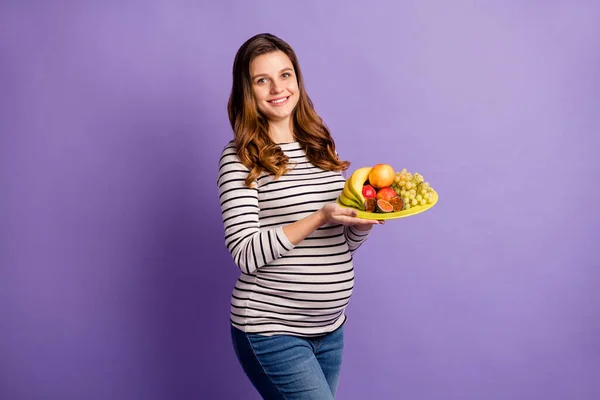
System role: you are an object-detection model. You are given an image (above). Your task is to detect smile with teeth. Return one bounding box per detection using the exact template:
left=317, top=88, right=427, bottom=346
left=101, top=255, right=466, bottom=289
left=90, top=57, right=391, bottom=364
left=268, top=96, right=290, bottom=105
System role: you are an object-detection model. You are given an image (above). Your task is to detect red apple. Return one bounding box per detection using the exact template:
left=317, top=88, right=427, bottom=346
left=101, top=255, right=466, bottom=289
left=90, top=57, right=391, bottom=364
left=376, top=187, right=397, bottom=201
left=362, top=184, right=377, bottom=199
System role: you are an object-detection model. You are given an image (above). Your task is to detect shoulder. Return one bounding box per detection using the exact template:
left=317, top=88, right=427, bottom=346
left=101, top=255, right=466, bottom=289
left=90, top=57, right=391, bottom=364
left=218, top=140, right=246, bottom=169
left=217, top=140, right=254, bottom=189
left=219, top=140, right=236, bottom=159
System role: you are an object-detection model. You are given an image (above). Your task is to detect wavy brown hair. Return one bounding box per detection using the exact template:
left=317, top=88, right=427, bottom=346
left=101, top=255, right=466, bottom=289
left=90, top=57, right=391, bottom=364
left=227, top=33, right=350, bottom=187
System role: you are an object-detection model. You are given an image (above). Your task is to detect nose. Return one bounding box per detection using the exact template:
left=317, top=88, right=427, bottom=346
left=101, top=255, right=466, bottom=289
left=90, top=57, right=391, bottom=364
left=270, top=79, right=284, bottom=94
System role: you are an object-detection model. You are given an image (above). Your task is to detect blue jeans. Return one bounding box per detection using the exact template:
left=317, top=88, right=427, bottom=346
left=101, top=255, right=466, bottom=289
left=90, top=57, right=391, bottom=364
left=230, top=324, right=345, bottom=399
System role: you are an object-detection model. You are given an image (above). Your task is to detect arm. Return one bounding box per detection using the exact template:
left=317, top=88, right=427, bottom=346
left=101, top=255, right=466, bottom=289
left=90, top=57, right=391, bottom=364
left=218, top=147, right=295, bottom=274
left=344, top=224, right=374, bottom=255
left=282, top=204, right=382, bottom=246
left=218, top=146, right=383, bottom=273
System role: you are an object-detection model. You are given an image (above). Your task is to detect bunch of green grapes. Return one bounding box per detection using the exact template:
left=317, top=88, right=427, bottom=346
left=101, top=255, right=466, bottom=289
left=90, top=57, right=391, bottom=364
left=390, top=169, right=436, bottom=210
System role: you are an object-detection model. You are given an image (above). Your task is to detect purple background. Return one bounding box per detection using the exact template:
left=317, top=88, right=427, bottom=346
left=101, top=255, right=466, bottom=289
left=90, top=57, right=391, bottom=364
left=2, top=1, right=599, bottom=399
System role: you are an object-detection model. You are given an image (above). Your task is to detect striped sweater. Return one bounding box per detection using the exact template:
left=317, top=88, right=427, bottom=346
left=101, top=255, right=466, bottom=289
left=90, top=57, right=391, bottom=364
left=218, top=141, right=371, bottom=337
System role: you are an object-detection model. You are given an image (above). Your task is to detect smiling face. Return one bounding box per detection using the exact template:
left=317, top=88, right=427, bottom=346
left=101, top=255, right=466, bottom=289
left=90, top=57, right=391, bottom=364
left=249, top=50, right=299, bottom=124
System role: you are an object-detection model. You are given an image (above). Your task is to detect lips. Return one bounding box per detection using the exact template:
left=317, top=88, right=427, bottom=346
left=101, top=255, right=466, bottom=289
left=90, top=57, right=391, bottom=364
left=267, top=95, right=290, bottom=105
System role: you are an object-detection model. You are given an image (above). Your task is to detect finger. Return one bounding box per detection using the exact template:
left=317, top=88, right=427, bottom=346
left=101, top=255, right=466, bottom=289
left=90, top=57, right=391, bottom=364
left=334, top=215, right=363, bottom=225
left=341, top=216, right=381, bottom=225
left=354, top=217, right=383, bottom=225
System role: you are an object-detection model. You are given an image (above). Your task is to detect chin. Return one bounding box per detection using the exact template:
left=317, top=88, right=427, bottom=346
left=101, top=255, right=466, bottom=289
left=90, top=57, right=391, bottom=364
left=267, top=113, right=292, bottom=122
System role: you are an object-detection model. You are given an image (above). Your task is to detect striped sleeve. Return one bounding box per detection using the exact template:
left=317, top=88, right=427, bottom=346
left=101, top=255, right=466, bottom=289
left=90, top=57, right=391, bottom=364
left=343, top=225, right=371, bottom=254
left=217, top=144, right=295, bottom=274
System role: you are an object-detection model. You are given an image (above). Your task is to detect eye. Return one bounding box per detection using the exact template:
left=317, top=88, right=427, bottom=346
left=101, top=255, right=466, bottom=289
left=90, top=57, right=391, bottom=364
left=282, top=72, right=292, bottom=78
left=257, top=78, right=268, bottom=84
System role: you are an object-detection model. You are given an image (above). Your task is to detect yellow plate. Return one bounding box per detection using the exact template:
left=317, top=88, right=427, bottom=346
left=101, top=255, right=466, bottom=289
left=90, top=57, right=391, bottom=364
left=336, top=189, right=439, bottom=220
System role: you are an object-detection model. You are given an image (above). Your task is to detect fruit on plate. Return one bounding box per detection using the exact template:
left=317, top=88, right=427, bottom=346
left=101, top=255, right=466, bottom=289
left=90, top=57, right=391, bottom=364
left=375, top=187, right=397, bottom=201
left=365, top=198, right=376, bottom=213
left=348, top=167, right=371, bottom=202
left=339, top=189, right=363, bottom=210
left=362, top=184, right=376, bottom=199
left=368, top=164, right=395, bottom=188
left=375, top=199, right=394, bottom=213
left=388, top=197, right=404, bottom=212
left=338, top=167, right=371, bottom=211
left=338, top=164, right=436, bottom=213
left=390, top=168, right=437, bottom=210
left=340, top=176, right=365, bottom=209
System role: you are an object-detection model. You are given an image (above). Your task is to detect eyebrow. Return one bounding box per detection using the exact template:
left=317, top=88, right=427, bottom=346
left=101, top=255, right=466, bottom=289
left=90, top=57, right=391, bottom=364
left=251, top=67, right=293, bottom=81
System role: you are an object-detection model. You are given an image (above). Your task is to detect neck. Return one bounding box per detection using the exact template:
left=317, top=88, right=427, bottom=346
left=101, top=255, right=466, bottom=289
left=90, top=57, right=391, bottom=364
left=268, top=117, right=295, bottom=144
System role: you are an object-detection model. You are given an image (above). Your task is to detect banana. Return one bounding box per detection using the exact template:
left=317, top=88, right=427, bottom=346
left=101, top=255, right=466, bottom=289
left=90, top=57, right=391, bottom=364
left=347, top=167, right=372, bottom=209
left=342, top=181, right=359, bottom=203
left=339, top=190, right=363, bottom=209
left=337, top=167, right=372, bottom=211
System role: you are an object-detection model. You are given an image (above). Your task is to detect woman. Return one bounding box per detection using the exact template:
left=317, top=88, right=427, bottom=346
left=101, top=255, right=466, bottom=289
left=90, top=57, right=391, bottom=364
left=218, top=33, right=383, bottom=399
